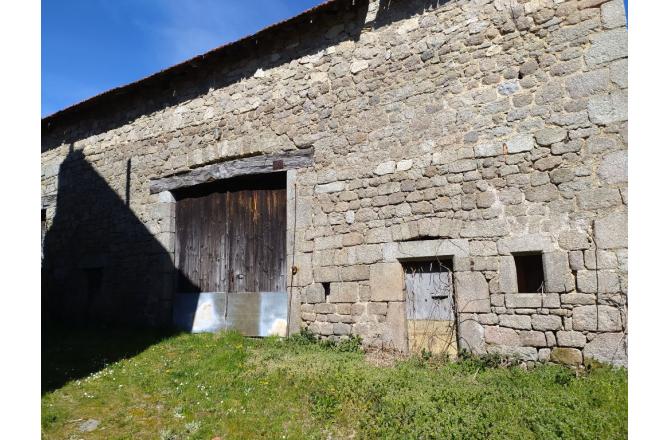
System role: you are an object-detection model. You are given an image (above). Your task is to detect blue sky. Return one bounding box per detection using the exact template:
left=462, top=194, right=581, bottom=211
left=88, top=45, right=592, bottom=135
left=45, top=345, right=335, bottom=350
left=42, top=0, right=323, bottom=117
left=42, top=1, right=628, bottom=118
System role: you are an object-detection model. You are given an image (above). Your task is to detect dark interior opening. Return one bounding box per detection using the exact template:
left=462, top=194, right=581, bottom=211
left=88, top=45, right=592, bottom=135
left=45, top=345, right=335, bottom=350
left=323, top=282, right=331, bottom=300
left=513, top=253, right=544, bottom=293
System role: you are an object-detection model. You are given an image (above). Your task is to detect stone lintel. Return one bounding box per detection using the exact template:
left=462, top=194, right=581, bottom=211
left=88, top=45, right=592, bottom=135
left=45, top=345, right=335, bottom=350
left=497, top=234, right=555, bottom=255
left=382, top=239, right=470, bottom=262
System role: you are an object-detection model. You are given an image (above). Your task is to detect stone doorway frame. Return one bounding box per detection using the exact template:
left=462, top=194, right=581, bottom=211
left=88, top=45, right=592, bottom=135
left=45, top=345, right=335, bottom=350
left=369, top=238, right=474, bottom=353
left=149, top=160, right=303, bottom=331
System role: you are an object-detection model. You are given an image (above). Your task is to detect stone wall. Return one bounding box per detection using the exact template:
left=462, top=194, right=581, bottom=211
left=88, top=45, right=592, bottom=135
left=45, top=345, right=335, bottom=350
left=41, top=0, right=628, bottom=365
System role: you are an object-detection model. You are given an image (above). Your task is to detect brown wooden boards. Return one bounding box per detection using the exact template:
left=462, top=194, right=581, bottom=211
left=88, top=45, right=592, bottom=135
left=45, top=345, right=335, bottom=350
left=226, top=187, right=287, bottom=293
left=174, top=173, right=287, bottom=295
left=175, top=191, right=228, bottom=292
left=150, top=148, right=312, bottom=194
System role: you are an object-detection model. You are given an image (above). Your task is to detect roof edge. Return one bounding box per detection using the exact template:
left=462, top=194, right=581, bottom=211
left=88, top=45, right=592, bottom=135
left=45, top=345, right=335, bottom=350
left=42, top=0, right=350, bottom=131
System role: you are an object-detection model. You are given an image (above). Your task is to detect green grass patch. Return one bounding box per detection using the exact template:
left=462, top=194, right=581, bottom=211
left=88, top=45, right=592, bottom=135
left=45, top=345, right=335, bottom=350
left=42, top=329, right=627, bottom=439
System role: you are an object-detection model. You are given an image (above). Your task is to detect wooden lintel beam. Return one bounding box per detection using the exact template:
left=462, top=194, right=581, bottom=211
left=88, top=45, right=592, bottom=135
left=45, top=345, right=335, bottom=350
left=149, top=147, right=313, bottom=194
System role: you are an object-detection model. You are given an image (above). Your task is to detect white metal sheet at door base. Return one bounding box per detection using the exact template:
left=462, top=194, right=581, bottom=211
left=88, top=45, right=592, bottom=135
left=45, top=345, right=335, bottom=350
left=173, top=291, right=288, bottom=337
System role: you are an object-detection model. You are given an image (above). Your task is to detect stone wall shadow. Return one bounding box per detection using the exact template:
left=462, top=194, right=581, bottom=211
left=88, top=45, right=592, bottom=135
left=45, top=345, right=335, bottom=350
left=41, top=0, right=458, bottom=393
left=374, top=0, right=451, bottom=29
left=41, top=149, right=199, bottom=393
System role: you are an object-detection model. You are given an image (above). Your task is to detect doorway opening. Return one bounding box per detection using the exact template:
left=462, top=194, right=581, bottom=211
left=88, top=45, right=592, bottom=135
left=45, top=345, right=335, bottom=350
left=172, top=172, right=288, bottom=336
left=402, top=258, right=457, bottom=357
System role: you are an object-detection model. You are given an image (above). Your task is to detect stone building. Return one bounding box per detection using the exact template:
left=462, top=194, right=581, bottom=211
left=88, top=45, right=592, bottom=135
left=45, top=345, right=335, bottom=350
left=41, top=0, right=628, bottom=366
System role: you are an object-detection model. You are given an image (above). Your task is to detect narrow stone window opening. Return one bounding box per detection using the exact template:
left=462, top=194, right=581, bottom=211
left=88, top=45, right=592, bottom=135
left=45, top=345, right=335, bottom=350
left=322, top=282, right=331, bottom=301
left=513, top=253, right=544, bottom=293
left=398, top=235, right=439, bottom=242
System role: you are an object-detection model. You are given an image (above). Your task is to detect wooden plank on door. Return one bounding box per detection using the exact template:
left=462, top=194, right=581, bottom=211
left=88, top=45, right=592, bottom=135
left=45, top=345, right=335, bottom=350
left=404, top=260, right=454, bottom=321
left=175, top=189, right=227, bottom=292
left=403, top=259, right=457, bottom=356
left=226, top=180, right=286, bottom=293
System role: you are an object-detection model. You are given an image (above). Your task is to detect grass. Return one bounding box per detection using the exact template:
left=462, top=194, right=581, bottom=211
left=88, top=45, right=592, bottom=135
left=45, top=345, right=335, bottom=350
left=42, top=328, right=627, bottom=439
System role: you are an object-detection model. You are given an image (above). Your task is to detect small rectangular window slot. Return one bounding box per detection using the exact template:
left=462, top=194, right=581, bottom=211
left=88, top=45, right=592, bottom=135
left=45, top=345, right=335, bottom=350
left=323, top=282, right=331, bottom=301
left=513, top=253, right=544, bottom=293
left=397, top=235, right=439, bottom=242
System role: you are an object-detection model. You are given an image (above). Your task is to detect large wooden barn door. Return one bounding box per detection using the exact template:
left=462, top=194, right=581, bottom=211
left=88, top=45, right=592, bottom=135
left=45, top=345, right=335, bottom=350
left=175, top=174, right=286, bottom=293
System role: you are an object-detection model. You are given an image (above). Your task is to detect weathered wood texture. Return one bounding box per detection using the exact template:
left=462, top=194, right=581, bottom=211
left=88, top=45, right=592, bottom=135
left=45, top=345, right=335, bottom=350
left=150, top=148, right=313, bottom=194
left=175, top=173, right=287, bottom=294
left=404, top=260, right=454, bottom=321
left=404, top=260, right=457, bottom=356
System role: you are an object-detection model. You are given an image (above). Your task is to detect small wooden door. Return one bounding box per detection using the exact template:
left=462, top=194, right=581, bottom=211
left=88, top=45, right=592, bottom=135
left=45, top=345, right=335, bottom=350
left=403, top=260, right=457, bottom=357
